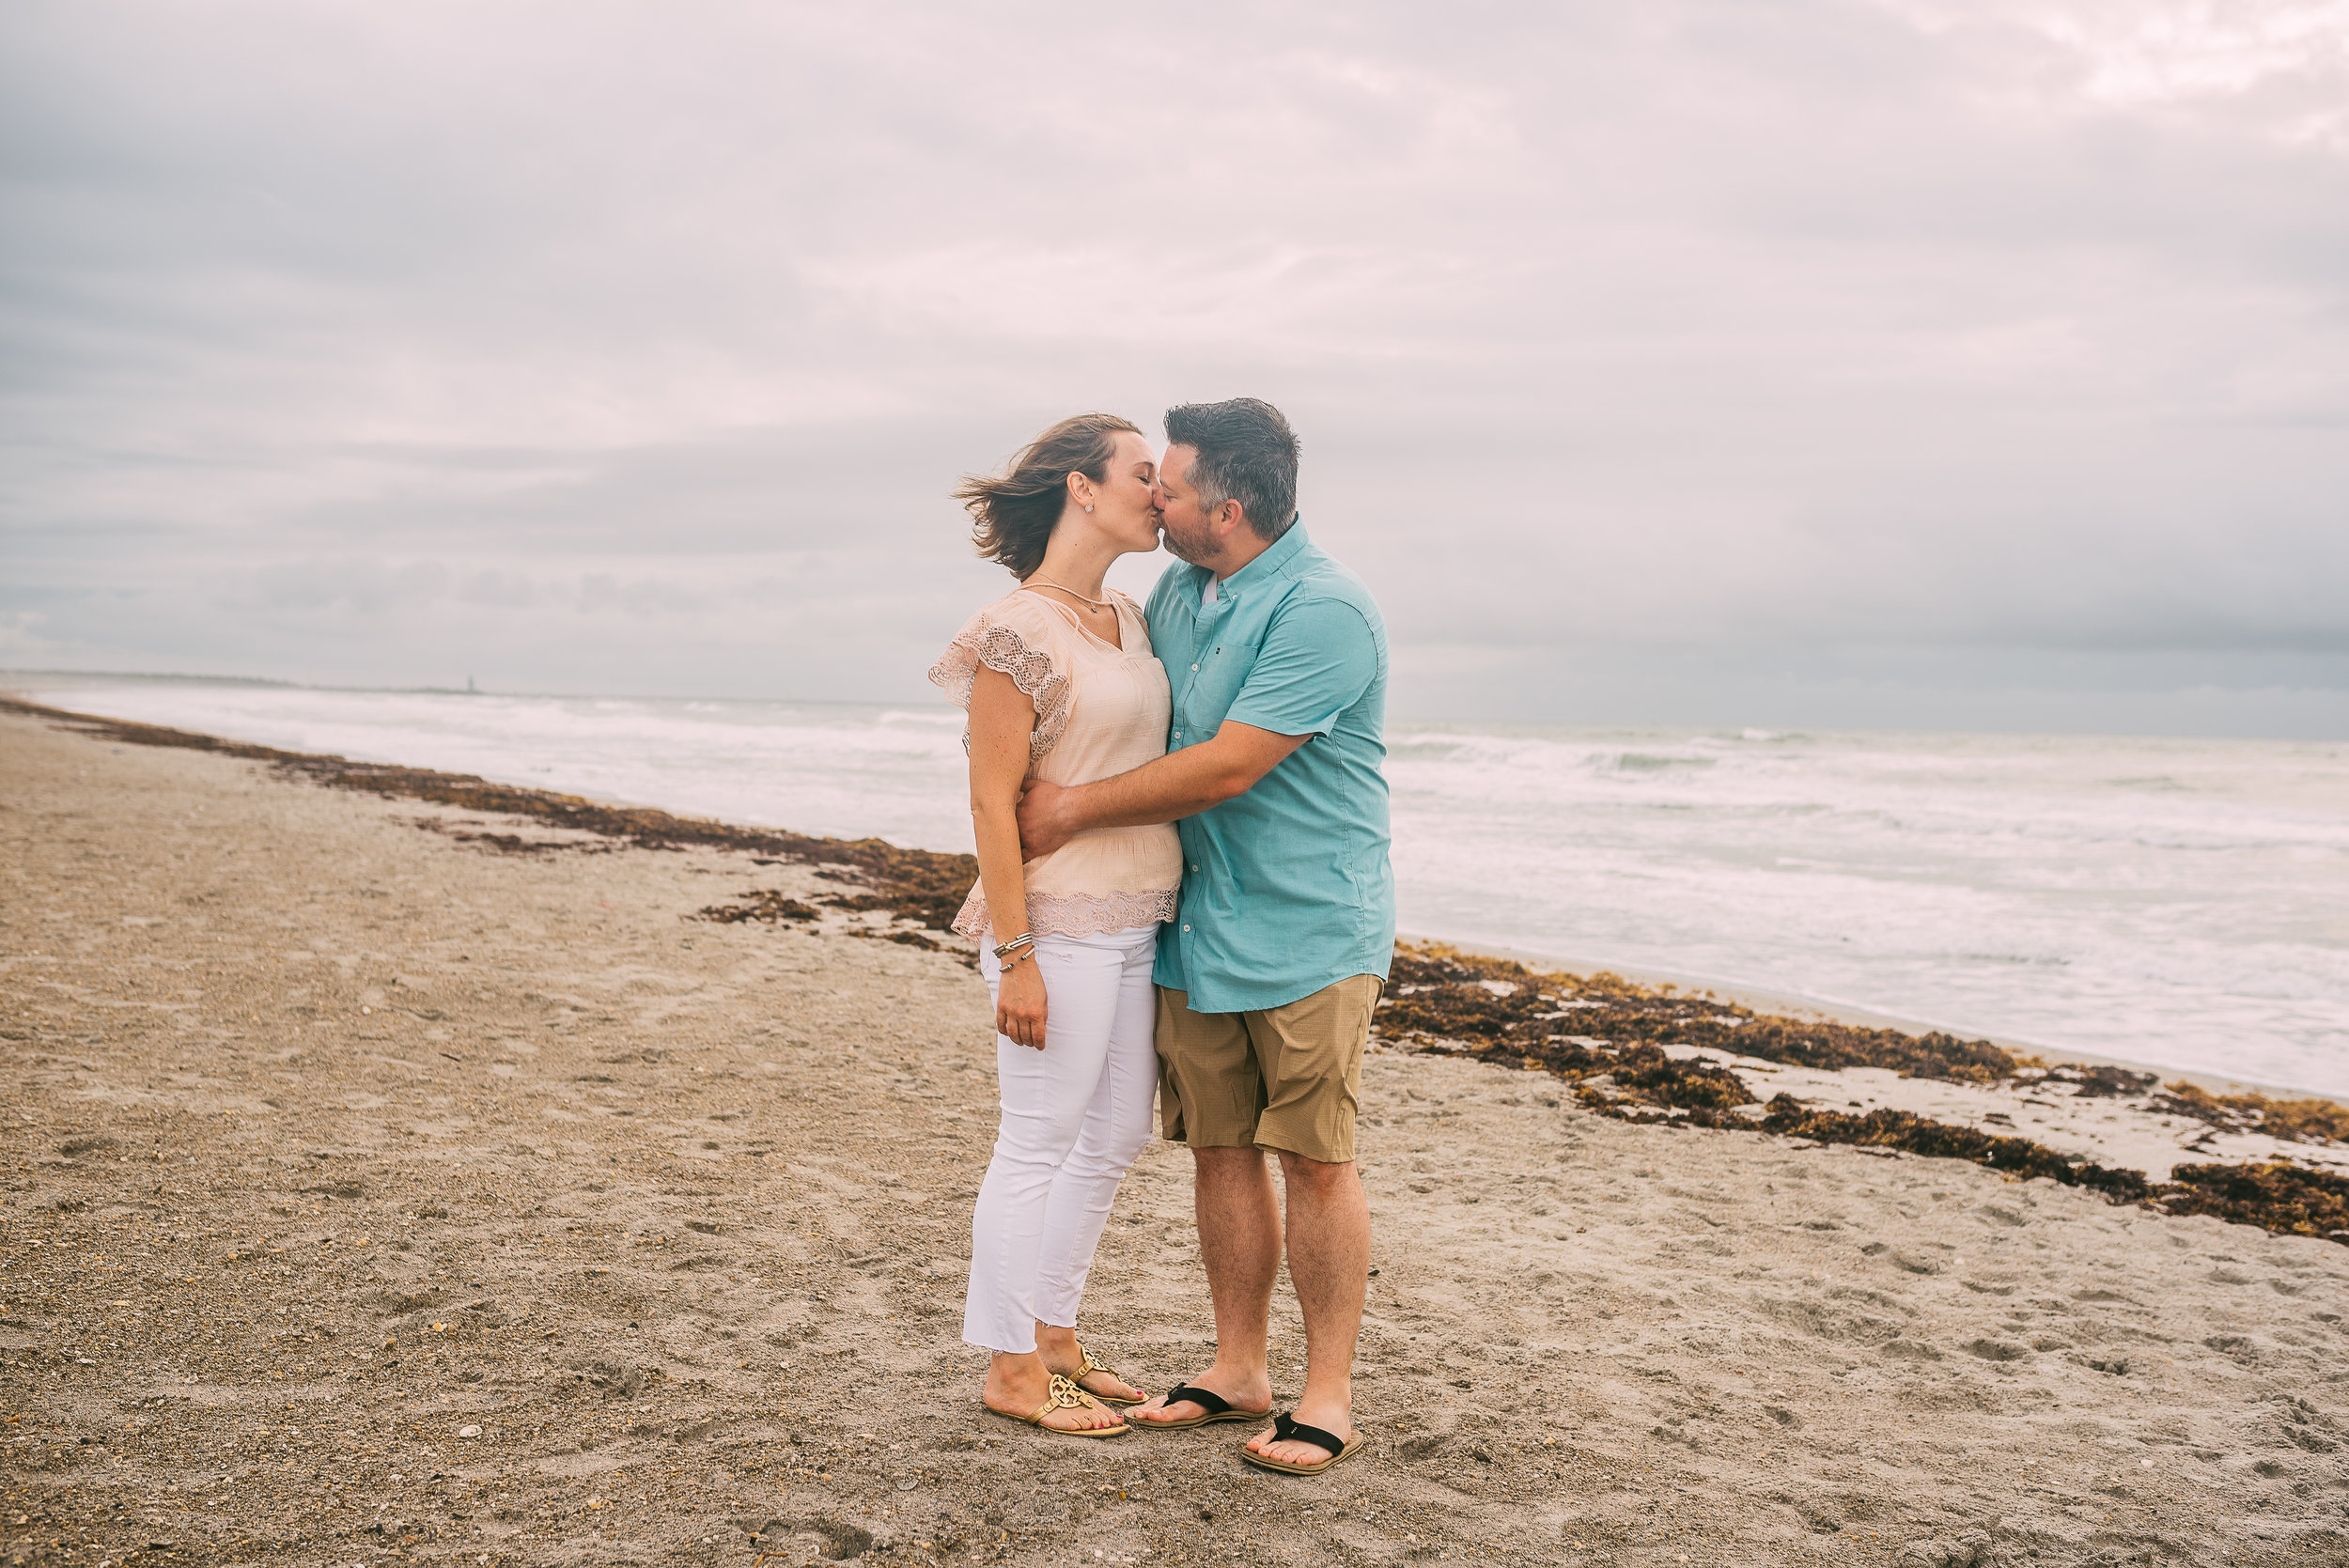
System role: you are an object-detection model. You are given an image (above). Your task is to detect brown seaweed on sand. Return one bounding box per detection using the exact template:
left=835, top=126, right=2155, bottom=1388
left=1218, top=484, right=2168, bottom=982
left=1380, top=942, right=2020, bottom=1083
left=2153, top=1082, right=2349, bottom=1147
left=2, top=697, right=977, bottom=932
left=2157, top=1161, right=2349, bottom=1241
left=407, top=815, right=621, bottom=855
left=693, top=889, right=821, bottom=924
left=1736, top=1095, right=2153, bottom=1201
left=1374, top=940, right=2349, bottom=1246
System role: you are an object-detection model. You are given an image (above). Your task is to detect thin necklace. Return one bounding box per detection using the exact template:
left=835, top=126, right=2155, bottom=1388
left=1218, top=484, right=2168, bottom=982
left=1021, top=578, right=1113, bottom=613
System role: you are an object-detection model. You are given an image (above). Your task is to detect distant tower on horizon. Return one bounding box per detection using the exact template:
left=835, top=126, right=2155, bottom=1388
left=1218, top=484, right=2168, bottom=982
left=466, top=675, right=476, bottom=693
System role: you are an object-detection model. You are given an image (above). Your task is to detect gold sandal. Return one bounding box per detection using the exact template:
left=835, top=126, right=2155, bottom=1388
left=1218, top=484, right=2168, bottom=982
left=1073, top=1343, right=1145, bottom=1406
left=985, top=1374, right=1129, bottom=1439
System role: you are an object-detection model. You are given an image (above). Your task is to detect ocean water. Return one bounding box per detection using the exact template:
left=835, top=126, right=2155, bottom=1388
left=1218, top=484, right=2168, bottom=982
left=18, top=678, right=2348, bottom=1095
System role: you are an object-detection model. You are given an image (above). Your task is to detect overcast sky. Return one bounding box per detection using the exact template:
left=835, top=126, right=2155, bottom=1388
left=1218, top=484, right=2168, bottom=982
left=4, top=0, right=2344, bottom=735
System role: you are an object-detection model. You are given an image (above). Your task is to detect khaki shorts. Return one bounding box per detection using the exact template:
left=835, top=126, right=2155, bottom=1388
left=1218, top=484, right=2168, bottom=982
left=1155, top=975, right=1385, bottom=1165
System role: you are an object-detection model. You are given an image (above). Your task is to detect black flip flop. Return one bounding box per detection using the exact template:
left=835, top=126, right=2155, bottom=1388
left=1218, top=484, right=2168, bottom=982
left=1238, top=1411, right=1368, bottom=1475
left=1128, top=1381, right=1268, bottom=1431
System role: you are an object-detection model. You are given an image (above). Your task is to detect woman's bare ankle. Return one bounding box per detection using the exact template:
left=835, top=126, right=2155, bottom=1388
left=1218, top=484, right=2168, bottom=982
left=985, top=1351, right=1049, bottom=1399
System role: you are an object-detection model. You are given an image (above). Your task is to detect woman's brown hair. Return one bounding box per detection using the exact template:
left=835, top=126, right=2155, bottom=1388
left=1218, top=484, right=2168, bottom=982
left=954, top=412, right=1142, bottom=580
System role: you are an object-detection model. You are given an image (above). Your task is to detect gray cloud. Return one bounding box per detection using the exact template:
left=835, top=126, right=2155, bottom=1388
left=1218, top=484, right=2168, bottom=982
left=2, top=0, right=2344, bottom=735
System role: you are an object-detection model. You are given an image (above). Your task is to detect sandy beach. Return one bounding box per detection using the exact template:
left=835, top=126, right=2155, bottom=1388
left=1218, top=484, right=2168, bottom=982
left=6, top=704, right=2349, bottom=1568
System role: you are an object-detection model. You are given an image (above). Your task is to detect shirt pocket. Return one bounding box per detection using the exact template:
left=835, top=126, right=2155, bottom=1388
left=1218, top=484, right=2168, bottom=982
left=1178, top=630, right=1260, bottom=734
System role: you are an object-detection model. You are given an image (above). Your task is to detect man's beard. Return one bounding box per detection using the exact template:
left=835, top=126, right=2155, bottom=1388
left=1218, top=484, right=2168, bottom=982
left=1159, top=512, right=1215, bottom=567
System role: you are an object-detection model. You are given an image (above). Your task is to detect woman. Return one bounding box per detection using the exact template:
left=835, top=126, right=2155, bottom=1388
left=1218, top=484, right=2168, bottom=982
left=928, top=412, right=1182, bottom=1437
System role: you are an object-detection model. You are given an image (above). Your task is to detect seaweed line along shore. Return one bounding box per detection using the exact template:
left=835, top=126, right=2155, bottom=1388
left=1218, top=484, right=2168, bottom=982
left=16, top=694, right=2345, bottom=1247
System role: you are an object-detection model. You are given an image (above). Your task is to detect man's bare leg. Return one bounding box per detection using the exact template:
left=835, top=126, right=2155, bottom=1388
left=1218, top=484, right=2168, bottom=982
left=1127, top=1144, right=1279, bottom=1424
left=1245, top=1151, right=1369, bottom=1465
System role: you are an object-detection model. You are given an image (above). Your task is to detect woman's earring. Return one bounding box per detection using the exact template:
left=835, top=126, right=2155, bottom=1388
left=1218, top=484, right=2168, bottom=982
left=1084, top=505, right=1095, bottom=513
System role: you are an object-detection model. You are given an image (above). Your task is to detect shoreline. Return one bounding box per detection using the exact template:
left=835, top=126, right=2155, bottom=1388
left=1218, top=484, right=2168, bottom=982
left=11, top=686, right=2330, bottom=1106
left=8, top=689, right=2345, bottom=1195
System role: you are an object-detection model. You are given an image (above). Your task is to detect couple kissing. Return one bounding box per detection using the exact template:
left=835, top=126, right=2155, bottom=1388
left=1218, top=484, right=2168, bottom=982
left=926, top=397, right=1393, bottom=1476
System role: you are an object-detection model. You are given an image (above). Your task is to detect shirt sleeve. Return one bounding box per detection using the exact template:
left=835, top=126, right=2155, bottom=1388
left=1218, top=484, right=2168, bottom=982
left=926, top=594, right=1074, bottom=762
left=1223, top=595, right=1379, bottom=739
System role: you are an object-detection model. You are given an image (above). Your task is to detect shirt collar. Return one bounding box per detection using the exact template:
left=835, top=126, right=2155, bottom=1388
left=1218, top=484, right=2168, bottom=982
left=1212, top=519, right=1309, bottom=601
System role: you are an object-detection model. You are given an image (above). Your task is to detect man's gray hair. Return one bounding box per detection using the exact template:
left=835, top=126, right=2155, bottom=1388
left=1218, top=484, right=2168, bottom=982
left=1164, top=397, right=1299, bottom=543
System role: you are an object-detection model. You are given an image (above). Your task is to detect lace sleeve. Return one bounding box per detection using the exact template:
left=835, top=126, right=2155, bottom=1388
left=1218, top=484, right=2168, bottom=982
left=926, top=599, right=1073, bottom=763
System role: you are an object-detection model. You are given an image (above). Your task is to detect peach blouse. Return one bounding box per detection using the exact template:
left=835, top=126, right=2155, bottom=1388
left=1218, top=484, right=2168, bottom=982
left=928, top=588, right=1183, bottom=941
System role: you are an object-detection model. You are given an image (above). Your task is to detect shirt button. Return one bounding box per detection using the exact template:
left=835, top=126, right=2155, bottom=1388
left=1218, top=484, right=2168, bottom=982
left=1182, top=924, right=1190, bottom=933
left=1190, top=863, right=1199, bottom=872
left=1190, top=663, right=1198, bottom=671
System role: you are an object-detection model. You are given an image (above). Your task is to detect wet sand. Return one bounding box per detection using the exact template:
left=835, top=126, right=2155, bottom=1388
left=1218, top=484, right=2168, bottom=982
left=5, top=707, right=2348, bottom=1567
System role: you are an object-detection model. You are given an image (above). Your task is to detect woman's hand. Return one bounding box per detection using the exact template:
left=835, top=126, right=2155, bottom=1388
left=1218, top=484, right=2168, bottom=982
left=995, top=955, right=1049, bottom=1049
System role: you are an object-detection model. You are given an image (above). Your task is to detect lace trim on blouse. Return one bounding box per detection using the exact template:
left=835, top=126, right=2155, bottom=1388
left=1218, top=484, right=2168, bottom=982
left=952, top=886, right=1179, bottom=941
left=926, top=619, right=1072, bottom=763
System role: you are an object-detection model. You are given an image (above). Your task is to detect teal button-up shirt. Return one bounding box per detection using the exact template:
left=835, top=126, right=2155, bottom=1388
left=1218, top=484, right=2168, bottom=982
left=1146, top=523, right=1394, bottom=1014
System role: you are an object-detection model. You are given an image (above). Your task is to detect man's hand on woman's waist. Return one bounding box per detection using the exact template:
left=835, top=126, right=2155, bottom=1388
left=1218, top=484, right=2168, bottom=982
left=1016, top=722, right=1310, bottom=861
left=1014, top=778, right=1084, bottom=862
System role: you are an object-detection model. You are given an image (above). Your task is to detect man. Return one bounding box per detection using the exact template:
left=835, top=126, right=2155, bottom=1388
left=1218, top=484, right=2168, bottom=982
left=1016, top=396, right=1392, bottom=1475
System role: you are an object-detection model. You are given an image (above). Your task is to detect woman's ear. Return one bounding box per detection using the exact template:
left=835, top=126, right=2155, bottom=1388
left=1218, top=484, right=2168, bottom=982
left=1066, top=470, right=1096, bottom=514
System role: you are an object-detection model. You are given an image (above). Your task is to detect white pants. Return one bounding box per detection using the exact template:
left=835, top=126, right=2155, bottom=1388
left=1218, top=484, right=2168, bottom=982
left=964, top=924, right=1159, bottom=1355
